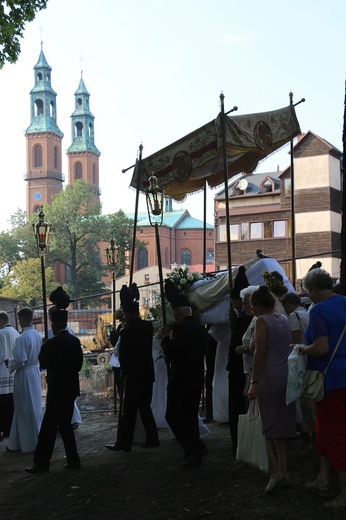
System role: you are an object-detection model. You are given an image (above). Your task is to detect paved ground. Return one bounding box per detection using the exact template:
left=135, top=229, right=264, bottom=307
left=0, top=405, right=338, bottom=520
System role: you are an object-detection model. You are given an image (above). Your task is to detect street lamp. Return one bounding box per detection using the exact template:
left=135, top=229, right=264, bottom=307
left=106, top=237, right=120, bottom=328
left=33, top=208, right=51, bottom=339
left=145, top=175, right=166, bottom=325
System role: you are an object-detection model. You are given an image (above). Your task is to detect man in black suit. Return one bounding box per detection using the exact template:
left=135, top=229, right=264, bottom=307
left=106, top=285, right=159, bottom=452
left=161, top=280, right=208, bottom=467
left=25, top=309, right=83, bottom=473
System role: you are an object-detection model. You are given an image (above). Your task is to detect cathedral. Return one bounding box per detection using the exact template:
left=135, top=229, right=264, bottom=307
left=24, top=48, right=215, bottom=288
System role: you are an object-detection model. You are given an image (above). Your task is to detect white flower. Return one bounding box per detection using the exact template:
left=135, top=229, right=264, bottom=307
left=180, top=278, right=187, bottom=285
left=187, top=275, right=194, bottom=282
left=178, top=285, right=182, bottom=290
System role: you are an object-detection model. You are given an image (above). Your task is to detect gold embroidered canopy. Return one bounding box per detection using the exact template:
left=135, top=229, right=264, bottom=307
left=130, top=104, right=300, bottom=200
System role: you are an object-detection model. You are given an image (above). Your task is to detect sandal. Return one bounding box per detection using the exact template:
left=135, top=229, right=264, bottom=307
left=305, top=480, right=334, bottom=498
left=324, top=495, right=346, bottom=510
left=265, top=472, right=284, bottom=493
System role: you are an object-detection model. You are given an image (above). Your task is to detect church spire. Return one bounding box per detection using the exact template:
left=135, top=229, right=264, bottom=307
left=25, top=47, right=64, bottom=217
left=67, top=74, right=101, bottom=201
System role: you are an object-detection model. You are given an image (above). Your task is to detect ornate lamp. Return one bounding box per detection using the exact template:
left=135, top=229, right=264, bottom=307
left=33, top=208, right=51, bottom=338
left=145, top=175, right=164, bottom=226
left=106, top=238, right=120, bottom=329
left=145, top=175, right=166, bottom=324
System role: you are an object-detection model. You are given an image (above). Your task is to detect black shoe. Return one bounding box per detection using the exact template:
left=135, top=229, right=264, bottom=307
left=180, top=448, right=208, bottom=467
left=25, top=464, right=49, bottom=474
left=106, top=443, right=131, bottom=452
left=140, top=441, right=160, bottom=448
left=64, top=462, right=81, bottom=470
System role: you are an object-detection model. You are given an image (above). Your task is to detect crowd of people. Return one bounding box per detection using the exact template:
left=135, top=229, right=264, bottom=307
left=1, top=264, right=345, bottom=511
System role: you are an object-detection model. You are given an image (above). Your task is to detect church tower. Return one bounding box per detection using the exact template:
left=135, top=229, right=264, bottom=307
left=67, top=74, right=101, bottom=203
left=25, top=46, right=64, bottom=216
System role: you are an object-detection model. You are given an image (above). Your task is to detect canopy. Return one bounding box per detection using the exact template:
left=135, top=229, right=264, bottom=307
left=130, top=104, right=301, bottom=200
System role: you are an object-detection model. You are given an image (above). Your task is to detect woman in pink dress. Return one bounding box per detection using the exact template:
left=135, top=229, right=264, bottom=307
left=247, top=286, right=296, bottom=493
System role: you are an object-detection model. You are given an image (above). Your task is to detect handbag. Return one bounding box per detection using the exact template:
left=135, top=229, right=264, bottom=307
left=301, top=323, right=346, bottom=402
left=236, top=399, right=269, bottom=473
left=286, top=344, right=306, bottom=404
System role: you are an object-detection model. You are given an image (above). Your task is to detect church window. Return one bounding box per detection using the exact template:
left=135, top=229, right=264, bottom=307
left=89, top=123, right=93, bottom=138
left=75, top=122, right=83, bottom=137
left=92, top=163, right=97, bottom=184
left=50, top=101, right=55, bottom=118
left=180, top=250, right=191, bottom=265
left=34, top=145, right=42, bottom=167
left=34, top=99, right=43, bottom=116
left=138, top=248, right=148, bottom=269
left=75, top=162, right=83, bottom=179
left=206, top=249, right=214, bottom=264
left=37, top=72, right=42, bottom=81
left=77, top=98, right=82, bottom=106
left=54, top=147, right=58, bottom=169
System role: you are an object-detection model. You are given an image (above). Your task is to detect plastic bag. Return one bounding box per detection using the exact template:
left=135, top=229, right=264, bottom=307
left=286, top=344, right=306, bottom=405
left=236, top=400, right=269, bottom=473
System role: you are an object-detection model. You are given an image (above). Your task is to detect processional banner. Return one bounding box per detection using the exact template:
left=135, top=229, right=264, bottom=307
left=130, top=104, right=300, bottom=200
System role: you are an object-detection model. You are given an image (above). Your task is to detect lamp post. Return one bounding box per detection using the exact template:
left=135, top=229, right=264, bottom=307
left=33, top=208, right=51, bottom=339
left=106, top=237, right=120, bottom=328
left=106, top=237, right=120, bottom=416
left=145, top=175, right=166, bottom=325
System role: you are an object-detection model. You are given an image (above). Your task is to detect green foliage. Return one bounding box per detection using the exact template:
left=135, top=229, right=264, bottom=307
left=0, top=1, right=48, bottom=68
left=80, top=357, right=91, bottom=378
left=0, top=257, right=56, bottom=306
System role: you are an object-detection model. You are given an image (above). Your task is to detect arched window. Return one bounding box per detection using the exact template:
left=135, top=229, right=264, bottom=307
left=34, top=145, right=42, bottom=167
left=206, top=249, right=215, bottom=264
left=92, top=163, right=97, bottom=184
left=77, top=98, right=82, bottom=106
left=75, top=162, right=83, bottom=179
left=89, top=123, right=93, bottom=138
left=34, top=99, right=43, bottom=116
left=50, top=101, right=55, bottom=118
left=180, top=250, right=191, bottom=265
left=138, top=248, right=148, bottom=269
left=37, top=72, right=42, bottom=81
left=75, top=122, right=83, bottom=137
left=54, top=146, right=58, bottom=169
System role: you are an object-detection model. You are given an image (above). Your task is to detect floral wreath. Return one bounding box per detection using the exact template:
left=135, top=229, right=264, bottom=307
left=166, top=266, right=204, bottom=292
left=261, top=270, right=288, bottom=297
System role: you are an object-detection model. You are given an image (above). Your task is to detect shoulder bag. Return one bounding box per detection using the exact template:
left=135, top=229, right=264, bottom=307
left=301, top=323, right=346, bottom=402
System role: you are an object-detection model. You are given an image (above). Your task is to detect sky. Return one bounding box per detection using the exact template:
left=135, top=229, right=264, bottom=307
left=0, top=0, right=345, bottom=232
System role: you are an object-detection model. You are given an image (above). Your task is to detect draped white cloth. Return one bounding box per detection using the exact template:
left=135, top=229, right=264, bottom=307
left=7, top=327, right=42, bottom=452
left=0, top=325, right=19, bottom=394
left=209, top=323, right=231, bottom=423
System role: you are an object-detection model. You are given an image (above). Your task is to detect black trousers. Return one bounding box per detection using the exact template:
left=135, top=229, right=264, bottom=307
left=166, top=384, right=206, bottom=459
left=0, top=393, right=14, bottom=436
left=34, top=394, right=80, bottom=467
left=117, top=377, right=159, bottom=450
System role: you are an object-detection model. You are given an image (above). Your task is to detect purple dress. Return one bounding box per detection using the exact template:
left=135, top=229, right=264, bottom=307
left=252, top=313, right=296, bottom=438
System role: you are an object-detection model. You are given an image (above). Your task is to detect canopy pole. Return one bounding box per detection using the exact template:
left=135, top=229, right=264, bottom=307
left=289, top=92, right=305, bottom=290
left=129, top=143, right=143, bottom=286
left=203, top=177, right=207, bottom=274
left=220, top=93, right=233, bottom=297
left=289, top=92, right=297, bottom=290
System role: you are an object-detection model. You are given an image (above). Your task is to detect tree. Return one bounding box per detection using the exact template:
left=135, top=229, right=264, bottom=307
left=0, top=209, right=37, bottom=276
left=0, top=1, right=48, bottom=68
left=44, top=180, right=137, bottom=307
left=1, top=257, right=56, bottom=306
